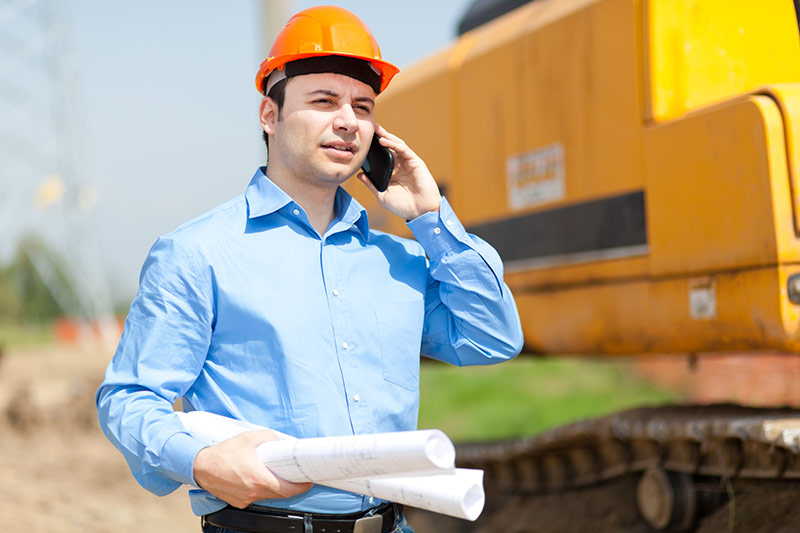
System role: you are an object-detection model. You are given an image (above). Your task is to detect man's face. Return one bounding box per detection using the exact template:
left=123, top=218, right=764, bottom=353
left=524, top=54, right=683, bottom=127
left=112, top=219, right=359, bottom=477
left=265, top=72, right=376, bottom=189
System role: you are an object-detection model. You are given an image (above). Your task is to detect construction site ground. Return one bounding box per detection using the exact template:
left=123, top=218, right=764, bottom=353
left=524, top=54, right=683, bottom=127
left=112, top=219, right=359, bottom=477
left=3, top=344, right=800, bottom=532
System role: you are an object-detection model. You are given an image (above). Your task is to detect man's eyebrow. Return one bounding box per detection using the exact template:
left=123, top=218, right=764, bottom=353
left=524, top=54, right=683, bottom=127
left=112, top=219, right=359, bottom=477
left=306, top=89, right=375, bottom=107
left=307, top=89, right=339, bottom=98
left=354, top=96, right=375, bottom=107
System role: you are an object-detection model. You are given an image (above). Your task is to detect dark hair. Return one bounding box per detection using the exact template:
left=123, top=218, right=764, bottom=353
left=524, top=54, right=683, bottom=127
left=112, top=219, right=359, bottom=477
left=262, top=77, right=288, bottom=155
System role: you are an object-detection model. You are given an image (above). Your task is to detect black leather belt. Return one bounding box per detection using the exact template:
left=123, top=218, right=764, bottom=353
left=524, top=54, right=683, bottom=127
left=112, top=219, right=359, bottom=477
left=202, top=502, right=400, bottom=533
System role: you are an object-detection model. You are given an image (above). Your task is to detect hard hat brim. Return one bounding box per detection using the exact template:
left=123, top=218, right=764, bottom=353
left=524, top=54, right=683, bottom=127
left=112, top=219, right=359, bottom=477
left=256, top=52, right=399, bottom=95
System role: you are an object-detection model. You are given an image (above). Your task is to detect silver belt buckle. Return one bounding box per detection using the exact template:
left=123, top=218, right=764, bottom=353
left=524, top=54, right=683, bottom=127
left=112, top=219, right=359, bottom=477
left=353, top=514, right=383, bottom=533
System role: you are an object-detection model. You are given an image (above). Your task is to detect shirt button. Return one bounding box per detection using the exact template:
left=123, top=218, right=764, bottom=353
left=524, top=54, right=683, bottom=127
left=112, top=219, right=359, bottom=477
left=292, top=208, right=300, bottom=216
left=433, top=227, right=441, bottom=235
left=446, top=219, right=454, bottom=227
left=332, top=289, right=340, bottom=297
left=353, top=394, right=360, bottom=402
left=342, top=341, right=349, bottom=349
left=369, top=497, right=374, bottom=504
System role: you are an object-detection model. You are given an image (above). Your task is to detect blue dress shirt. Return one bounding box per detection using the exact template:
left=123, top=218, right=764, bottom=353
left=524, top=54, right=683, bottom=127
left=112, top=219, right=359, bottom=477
left=96, top=168, right=523, bottom=516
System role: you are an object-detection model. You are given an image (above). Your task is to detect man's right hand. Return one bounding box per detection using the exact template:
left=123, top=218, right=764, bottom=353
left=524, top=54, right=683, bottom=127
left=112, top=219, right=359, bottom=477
left=193, top=429, right=313, bottom=509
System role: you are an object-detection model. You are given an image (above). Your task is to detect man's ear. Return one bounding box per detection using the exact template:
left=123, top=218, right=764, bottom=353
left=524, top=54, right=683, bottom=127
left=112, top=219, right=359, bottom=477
left=259, top=96, right=278, bottom=135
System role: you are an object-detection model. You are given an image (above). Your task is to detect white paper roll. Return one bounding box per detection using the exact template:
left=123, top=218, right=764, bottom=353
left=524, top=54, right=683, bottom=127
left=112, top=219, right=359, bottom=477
left=176, top=411, right=485, bottom=520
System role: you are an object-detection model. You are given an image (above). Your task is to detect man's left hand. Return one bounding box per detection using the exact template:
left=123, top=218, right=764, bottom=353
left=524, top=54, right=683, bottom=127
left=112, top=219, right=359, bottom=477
left=356, top=125, right=441, bottom=220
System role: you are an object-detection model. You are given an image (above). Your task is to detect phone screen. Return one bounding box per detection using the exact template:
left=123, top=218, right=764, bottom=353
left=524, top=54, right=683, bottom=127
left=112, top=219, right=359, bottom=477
left=361, top=133, right=394, bottom=192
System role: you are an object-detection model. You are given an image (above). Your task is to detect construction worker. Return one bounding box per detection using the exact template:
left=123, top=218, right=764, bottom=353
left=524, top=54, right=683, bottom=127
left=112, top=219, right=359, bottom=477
left=96, top=6, right=523, bottom=532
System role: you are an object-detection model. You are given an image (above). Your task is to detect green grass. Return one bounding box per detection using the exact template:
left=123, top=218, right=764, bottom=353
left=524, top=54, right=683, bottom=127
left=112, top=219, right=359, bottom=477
left=0, top=321, right=54, bottom=350
left=418, top=355, right=681, bottom=442
left=0, top=323, right=679, bottom=441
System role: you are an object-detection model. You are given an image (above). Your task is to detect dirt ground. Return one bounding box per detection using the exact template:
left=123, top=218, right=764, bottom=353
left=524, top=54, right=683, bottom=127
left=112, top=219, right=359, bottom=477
left=4, top=344, right=800, bottom=533
left=0, top=344, right=198, bottom=532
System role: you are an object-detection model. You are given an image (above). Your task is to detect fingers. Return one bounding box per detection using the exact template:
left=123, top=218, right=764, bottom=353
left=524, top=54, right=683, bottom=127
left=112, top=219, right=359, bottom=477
left=226, top=475, right=311, bottom=509
left=193, top=430, right=312, bottom=509
left=375, top=123, right=401, bottom=142
left=375, top=125, right=419, bottom=162
left=239, top=431, right=311, bottom=497
left=271, top=477, right=314, bottom=498
left=246, top=429, right=279, bottom=443
left=356, top=171, right=384, bottom=197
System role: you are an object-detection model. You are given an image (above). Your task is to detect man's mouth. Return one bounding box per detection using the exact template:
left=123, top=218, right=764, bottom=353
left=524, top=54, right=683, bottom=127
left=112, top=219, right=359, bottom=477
left=322, top=143, right=356, bottom=153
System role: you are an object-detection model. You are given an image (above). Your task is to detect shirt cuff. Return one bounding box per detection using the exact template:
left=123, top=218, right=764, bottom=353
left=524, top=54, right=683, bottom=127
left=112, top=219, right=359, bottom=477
left=407, top=197, right=468, bottom=258
left=159, top=431, right=210, bottom=488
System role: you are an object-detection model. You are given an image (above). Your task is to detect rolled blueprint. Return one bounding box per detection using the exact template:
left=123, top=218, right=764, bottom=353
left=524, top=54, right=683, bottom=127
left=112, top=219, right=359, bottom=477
left=178, top=411, right=265, bottom=442
left=255, top=429, right=455, bottom=482
left=329, top=469, right=485, bottom=522
left=176, top=411, right=485, bottom=520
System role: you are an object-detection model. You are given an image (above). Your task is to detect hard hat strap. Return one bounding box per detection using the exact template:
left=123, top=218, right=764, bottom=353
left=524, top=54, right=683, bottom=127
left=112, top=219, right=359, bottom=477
left=264, top=68, right=287, bottom=95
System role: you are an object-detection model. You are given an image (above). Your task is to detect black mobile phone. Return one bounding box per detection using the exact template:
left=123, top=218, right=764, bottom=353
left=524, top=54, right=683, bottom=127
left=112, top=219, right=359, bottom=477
left=361, top=133, right=394, bottom=192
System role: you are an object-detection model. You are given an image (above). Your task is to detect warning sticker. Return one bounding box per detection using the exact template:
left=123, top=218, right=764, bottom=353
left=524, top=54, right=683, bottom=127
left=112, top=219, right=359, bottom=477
left=506, top=143, right=565, bottom=210
left=689, top=278, right=717, bottom=320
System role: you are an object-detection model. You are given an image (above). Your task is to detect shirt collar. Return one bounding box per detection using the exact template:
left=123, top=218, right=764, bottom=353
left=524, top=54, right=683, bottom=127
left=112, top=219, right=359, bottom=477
left=245, top=167, right=293, bottom=218
left=245, top=167, right=370, bottom=240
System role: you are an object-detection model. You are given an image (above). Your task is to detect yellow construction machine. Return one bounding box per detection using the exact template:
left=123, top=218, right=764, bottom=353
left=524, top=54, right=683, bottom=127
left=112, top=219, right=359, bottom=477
left=351, top=0, right=800, bottom=355
left=346, top=0, right=800, bottom=529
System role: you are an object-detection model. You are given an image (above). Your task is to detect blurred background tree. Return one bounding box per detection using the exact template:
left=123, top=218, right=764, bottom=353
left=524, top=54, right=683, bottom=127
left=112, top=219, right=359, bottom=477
left=0, top=236, right=70, bottom=324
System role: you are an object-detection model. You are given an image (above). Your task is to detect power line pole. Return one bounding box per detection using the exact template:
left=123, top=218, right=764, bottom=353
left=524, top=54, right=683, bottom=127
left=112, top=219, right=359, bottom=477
left=261, top=0, right=290, bottom=55
left=0, top=0, right=117, bottom=341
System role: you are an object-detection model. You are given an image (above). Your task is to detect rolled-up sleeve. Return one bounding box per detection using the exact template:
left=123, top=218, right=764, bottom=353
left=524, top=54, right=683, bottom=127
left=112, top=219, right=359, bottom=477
left=407, top=197, right=524, bottom=366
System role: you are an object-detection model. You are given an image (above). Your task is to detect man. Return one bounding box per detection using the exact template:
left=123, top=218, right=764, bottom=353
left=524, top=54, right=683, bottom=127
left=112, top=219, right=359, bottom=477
left=96, top=6, right=523, bottom=533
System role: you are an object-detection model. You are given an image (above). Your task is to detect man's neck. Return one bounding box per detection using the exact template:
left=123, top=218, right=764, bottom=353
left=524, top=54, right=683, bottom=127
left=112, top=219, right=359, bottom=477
left=265, top=165, right=339, bottom=236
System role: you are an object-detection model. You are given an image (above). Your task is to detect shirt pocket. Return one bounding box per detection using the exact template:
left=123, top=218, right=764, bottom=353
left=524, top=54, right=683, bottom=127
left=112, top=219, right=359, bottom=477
left=373, top=300, right=424, bottom=392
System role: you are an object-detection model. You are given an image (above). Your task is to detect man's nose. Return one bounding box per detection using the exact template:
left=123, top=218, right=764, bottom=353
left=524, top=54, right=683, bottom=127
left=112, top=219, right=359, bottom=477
left=333, top=104, right=358, bottom=132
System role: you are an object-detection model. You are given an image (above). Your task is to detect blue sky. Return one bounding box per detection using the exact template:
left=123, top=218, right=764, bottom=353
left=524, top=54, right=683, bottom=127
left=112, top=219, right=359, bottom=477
left=9, top=1, right=473, bottom=301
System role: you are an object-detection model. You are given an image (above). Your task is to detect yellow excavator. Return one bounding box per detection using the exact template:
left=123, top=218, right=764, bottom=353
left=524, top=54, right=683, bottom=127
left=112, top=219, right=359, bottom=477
left=346, top=0, right=800, bottom=529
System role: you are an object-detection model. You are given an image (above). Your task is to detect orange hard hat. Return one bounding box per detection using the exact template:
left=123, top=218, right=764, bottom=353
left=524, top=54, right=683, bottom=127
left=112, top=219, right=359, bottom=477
left=255, top=6, right=399, bottom=94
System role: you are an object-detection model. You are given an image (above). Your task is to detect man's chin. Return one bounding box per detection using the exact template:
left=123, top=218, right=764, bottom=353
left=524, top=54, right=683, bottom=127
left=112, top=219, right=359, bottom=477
left=309, top=170, right=356, bottom=188
left=319, top=162, right=362, bottom=183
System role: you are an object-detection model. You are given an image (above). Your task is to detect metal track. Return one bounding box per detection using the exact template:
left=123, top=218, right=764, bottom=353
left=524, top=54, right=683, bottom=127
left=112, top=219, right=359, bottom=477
left=448, top=404, right=800, bottom=530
